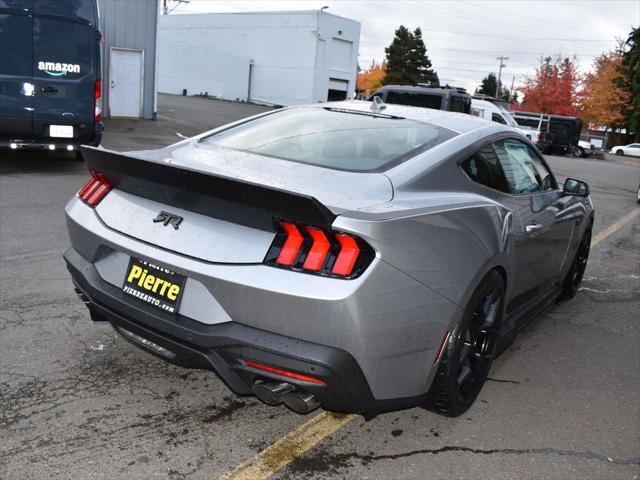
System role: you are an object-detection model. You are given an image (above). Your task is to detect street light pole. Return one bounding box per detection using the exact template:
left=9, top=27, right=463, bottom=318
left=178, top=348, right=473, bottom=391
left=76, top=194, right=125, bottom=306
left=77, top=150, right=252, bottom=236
left=496, top=56, right=508, bottom=98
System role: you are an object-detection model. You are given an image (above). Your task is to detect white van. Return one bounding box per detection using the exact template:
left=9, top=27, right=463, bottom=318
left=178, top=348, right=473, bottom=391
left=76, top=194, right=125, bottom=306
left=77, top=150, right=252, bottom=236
left=470, top=99, right=538, bottom=142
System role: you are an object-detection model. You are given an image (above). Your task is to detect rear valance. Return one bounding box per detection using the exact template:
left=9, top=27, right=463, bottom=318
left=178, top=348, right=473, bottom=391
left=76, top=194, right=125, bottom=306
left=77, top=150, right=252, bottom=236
left=80, top=146, right=336, bottom=231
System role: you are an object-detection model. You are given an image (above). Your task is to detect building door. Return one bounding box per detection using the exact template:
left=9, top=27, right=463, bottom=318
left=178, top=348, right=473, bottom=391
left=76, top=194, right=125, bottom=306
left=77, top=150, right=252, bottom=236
left=109, top=48, right=143, bottom=117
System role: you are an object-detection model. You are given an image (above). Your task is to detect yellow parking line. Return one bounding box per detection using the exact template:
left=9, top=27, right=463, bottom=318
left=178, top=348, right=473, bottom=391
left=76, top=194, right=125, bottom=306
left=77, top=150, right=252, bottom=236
left=218, top=208, right=639, bottom=480
left=590, top=209, right=640, bottom=248
left=218, top=411, right=355, bottom=480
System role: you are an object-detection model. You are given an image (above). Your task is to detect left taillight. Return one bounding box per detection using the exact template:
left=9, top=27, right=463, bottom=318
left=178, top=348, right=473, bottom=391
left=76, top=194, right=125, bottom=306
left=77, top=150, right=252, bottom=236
left=77, top=170, right=111, bottom=206
left=94, top=80, right=102, bottom=123
left=264, top=220, right=374, bottom=279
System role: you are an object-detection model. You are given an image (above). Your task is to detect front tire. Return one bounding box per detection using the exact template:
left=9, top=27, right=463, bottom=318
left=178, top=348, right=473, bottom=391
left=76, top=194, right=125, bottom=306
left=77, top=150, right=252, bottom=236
left=616, top=149, right=624, bottom=156
left=425, top=271, right=505, bottom=417
left=560, top=224, right=592, bottom=300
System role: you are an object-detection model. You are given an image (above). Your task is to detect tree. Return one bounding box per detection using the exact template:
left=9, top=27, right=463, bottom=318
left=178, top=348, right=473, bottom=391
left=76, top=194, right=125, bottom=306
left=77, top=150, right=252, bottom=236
left=618, top=26, right=639, bottom=139
left=357, top=61, right=387, bottom=94
left=476, top=73, right=498, bottom=97
left=581, top=52, right=630, bottom=129
left=382, top=26, right=438, bottom=86
left=519, top=56, right=582, bottom=116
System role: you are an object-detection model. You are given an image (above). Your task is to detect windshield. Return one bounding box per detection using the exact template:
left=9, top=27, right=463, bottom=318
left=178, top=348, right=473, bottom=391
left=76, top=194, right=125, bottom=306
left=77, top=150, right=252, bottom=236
left=200, top=107, right=457, bottom=172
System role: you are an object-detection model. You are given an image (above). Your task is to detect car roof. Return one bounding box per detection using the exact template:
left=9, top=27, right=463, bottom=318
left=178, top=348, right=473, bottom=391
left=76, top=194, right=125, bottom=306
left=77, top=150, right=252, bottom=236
left=303, top=100, right=511, bottom=136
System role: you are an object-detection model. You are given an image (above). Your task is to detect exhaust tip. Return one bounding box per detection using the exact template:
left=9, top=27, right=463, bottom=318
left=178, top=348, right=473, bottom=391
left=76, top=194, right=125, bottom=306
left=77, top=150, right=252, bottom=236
left=252, top=380, right=295, bottom=406
left=282, top=390, right=321, bottom=414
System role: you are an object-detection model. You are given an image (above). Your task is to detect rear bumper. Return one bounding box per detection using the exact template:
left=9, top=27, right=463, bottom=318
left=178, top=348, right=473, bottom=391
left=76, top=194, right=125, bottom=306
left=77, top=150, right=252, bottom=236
left=64, top=247, right=426, bottom=414
left=0, top=122, right=102, bottom=148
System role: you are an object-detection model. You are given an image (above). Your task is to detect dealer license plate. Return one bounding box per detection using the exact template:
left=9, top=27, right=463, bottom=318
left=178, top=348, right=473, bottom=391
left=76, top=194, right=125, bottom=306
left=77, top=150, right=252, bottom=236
left=49, top=125, right=74, bottom=138
left=122, top=258, right=186, bottom=314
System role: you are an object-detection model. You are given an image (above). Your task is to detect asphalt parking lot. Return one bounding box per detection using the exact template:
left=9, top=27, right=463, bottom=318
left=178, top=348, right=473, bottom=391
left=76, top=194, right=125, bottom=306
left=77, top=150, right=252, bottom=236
left=1, top=95, right=639, bottom=480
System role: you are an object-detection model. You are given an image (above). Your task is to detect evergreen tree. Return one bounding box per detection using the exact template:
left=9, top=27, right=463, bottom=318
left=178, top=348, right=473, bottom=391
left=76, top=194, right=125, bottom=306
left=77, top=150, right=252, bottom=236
left=476, top=73, right=498, bottom=96
left=382, top=26, right=438, bottom=86
left=618, top=26, right=639, bottom=140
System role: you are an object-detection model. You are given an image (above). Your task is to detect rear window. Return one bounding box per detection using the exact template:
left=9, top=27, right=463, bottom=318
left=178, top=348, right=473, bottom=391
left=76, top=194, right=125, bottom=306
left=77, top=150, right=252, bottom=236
left=384, top=91, right=444, bottom=110
left=201, top=107, right=457, bottom=172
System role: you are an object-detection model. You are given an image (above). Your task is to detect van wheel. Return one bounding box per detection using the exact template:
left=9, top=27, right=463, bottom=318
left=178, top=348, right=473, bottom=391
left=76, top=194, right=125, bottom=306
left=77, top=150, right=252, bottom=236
left=425, top=271, right=504, bottom=417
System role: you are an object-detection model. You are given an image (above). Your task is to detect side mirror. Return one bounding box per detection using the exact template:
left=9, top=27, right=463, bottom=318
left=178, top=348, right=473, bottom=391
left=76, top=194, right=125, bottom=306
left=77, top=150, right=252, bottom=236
left=563, top=178, right=590, bottom=196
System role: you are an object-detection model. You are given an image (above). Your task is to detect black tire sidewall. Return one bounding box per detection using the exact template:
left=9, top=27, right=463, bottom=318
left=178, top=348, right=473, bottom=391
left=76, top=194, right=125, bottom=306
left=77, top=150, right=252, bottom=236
left=426, top=270, right=505, bottom=417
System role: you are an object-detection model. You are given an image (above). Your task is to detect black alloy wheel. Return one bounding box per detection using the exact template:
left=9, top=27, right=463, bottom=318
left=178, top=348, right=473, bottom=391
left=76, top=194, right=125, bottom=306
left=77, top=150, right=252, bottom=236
left=560, top=225, right=592, bottom=299
left=426, top=271, right=504, bottom=417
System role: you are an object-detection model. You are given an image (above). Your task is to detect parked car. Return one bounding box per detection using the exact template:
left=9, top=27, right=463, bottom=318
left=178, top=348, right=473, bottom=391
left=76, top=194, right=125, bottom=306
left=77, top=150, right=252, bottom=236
left=609, top=143, right=640, bottom=157
left=370, top=84, right=471, bottom=113
left=470, top=98, right=535, bottom=140
left=512, top=112, right=582, bottom=156
left=65, top=101, right=593, bottom=417
left=0, top=0, right=102, bottom=152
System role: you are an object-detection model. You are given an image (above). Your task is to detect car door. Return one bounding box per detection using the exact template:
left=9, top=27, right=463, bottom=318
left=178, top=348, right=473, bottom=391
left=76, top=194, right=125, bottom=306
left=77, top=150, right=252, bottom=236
left=627, top=144, right=640, bottom=157
left=492, top=138, right=576, bottom=311
left=0, top=2, right=33, bottom=141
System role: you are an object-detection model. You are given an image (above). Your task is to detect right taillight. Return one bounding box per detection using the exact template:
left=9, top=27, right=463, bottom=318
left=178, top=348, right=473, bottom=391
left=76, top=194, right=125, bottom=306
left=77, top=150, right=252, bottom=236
left=94, top=80, right=102, bottom=123
left=77, top=169, right=111, bottom=206
left=264, top=220, right=374, bottom=279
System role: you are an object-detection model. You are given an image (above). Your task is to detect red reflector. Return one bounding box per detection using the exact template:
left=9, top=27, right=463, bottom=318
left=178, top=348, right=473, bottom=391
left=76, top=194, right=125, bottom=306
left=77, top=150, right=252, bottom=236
left=302, top=227, right=330, bottom=271
left=331, top=233, right=360, bottom=276
left=433, top=331, right=450, bottom=365
left=276, top=222, right=303, bottom=266
left=243, top=359, right=326, bottom=385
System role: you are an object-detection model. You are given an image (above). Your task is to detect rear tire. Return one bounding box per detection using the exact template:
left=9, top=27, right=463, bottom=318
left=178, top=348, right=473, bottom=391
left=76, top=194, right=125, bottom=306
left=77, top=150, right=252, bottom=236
left=425, top=271, right=504, bottom=417
left=559, top=223, right=592, bottom=300
left=616, top=149, right=624, bottom=156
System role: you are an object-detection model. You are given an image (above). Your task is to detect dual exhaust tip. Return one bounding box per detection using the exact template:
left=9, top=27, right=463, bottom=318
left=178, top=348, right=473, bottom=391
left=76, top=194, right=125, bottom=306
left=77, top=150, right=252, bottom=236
left=251, top=380, right=320, bottom=414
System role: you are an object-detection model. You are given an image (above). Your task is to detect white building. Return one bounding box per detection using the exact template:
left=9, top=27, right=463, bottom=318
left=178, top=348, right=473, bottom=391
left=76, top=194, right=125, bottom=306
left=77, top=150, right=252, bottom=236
left=158, top=10, right=360, bottom=106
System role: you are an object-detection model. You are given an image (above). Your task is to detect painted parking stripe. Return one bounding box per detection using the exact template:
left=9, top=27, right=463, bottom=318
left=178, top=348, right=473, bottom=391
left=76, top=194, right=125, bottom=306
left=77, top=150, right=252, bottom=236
left=590, top=208, right=640, bottom=248
left=218, top=411, right=355, bottom=480
left=218, top=207, right=639, bottom=480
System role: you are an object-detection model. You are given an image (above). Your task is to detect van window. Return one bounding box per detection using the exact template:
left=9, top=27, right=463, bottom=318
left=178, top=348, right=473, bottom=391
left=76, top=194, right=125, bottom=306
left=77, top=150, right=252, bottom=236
left=385, top=91, right=444, bottom=110
left=450, top=94, right=470, bottom=113
left=32, top=0, right=97, bottom=25
left=0, top=12, right=32, bottom=77
left=201, top=107, right=458, bottom=172
left=491, top=113, right=507, bottom=125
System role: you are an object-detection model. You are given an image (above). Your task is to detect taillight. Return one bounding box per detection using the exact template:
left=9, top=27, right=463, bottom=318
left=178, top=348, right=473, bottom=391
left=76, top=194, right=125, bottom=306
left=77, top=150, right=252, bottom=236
left=264, top=220, right=374, bottom=279
left=94, top=80, right=102, bottom=123
left=77, top=170, right=111, bottom=206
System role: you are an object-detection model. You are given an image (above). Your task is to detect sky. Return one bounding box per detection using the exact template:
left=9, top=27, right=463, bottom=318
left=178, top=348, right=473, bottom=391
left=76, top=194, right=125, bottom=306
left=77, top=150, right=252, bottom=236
left=170, top=0, right=639, bottom=94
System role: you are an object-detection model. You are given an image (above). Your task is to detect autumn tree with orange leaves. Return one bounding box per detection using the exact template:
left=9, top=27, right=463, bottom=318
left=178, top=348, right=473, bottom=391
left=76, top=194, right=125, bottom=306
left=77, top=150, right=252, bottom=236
left=356, top=61, right=387, bottom=95
left=518, top=56, right=582, bottom=116
left=581, top=51, right=631, bottom=129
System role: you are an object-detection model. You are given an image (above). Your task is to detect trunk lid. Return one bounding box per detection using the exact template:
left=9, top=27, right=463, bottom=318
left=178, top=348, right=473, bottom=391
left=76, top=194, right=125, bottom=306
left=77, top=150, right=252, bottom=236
left=83, top=144, right=392, bottom=264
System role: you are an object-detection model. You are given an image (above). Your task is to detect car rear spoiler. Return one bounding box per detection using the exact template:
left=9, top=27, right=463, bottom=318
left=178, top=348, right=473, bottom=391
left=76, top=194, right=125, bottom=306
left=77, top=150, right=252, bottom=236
left=80, top=146, right=336, bottom=231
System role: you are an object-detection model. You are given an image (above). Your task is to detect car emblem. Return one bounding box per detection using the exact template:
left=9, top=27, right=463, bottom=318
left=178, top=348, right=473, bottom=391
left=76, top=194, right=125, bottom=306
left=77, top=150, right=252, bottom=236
left=153, top=211, right=183, bottom=230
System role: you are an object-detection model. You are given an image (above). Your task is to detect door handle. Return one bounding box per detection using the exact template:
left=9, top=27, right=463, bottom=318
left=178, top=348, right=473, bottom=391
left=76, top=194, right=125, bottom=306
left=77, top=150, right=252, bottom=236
left=525, top=222, right=543, bottom=234
left=41, top=86, right=58, bottom=93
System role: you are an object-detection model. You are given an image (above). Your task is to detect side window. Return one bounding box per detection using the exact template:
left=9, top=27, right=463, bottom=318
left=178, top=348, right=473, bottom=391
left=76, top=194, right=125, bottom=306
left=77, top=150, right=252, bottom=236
left=493, top=138, right=554, bottom=194
left=460, top=145, right=510, bottom=194
left=491, top=113, right=507, bottom=125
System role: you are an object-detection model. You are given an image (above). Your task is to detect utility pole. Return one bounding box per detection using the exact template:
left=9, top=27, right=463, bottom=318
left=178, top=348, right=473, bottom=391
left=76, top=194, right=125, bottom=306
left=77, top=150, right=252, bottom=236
left=495, top=56, right=508, bottom=98
left=510, top=75, right=515, bottom=102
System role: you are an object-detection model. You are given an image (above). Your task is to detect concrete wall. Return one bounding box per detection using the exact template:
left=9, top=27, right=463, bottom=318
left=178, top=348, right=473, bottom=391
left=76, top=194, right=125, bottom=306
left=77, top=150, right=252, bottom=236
left=99, top=0, right=158, bottom=119
left=158, top=11, right=360, bottom=106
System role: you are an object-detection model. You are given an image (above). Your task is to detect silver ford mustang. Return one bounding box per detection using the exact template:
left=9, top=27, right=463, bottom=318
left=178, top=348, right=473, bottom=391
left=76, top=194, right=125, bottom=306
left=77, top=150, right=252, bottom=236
left=65, top=101, right=594, bottom=417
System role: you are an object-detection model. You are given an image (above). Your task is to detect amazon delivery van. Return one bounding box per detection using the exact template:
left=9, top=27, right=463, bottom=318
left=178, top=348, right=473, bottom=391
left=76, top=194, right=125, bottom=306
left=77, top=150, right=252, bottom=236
left=0, top=0, right=102, bottom=150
